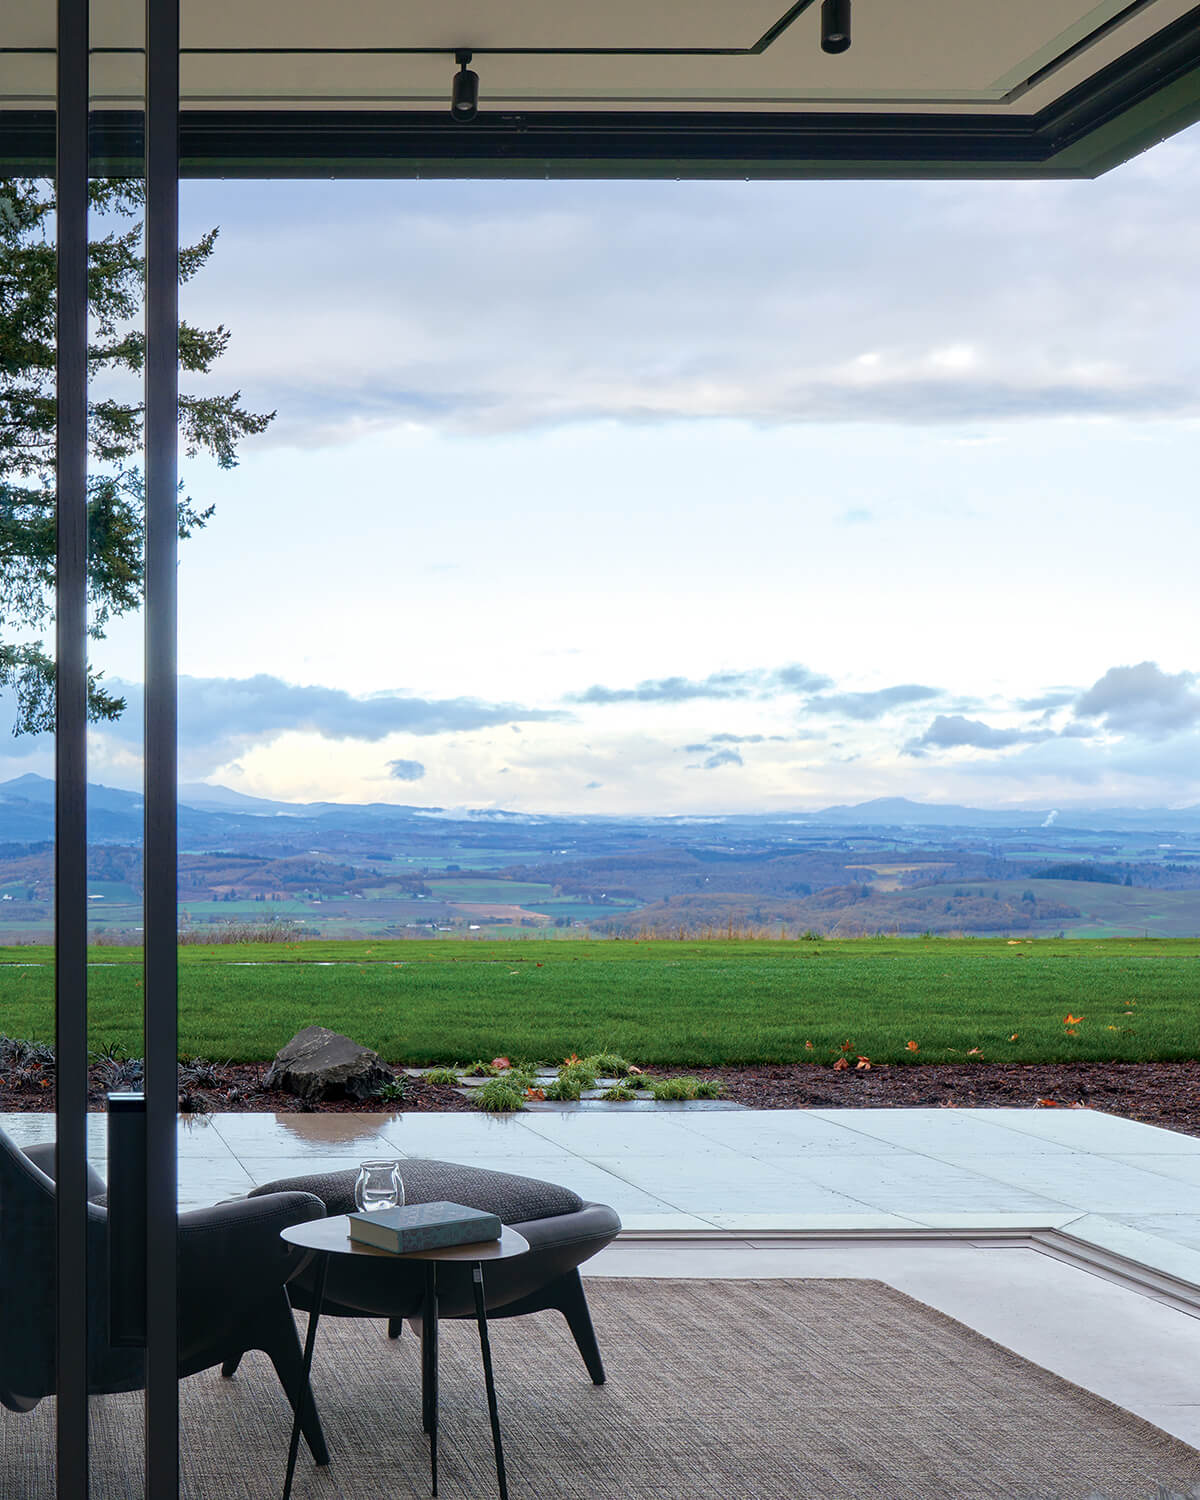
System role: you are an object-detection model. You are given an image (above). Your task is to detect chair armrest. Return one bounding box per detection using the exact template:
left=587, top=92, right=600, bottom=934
left=22, top=1141, right=108, bottom=1202
left=178, top=1190, right=327, bottom=1306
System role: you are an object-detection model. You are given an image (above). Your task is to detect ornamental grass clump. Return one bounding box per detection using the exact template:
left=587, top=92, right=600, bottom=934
left=646, top=1076, right=723, bottom=1101
left=583, top=1051, right=633, bottom=1077
left=599, top=1083, right=637, bottom=1102
left=424, top=1066, right=462, bottom=1086
left=474, top=1076, right=526, bottom=1113
left=557, top=1057, right=598, bottom=1091
left=545, top=1074, right=583, bottom=1102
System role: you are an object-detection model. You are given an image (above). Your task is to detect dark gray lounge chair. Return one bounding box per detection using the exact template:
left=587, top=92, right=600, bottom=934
left=232, top=1158, right=621, bottom=1385
left=0, top=1126, right=330, bottom=1463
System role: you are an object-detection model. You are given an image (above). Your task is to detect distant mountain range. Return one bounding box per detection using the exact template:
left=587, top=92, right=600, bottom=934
left=2, top=773, right=1200, bottom=847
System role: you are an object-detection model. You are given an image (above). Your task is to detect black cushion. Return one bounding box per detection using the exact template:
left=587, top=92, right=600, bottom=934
left=248, top=1157, right=584, bottom=1226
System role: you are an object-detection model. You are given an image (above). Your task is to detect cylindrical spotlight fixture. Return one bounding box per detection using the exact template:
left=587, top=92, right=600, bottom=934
left=451, top=51, right=479, bottom=122
left=821, top=0, right=851, bottom=53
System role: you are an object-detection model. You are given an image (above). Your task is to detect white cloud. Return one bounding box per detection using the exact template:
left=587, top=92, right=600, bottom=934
left=181, top=139, right=1200, bottom=443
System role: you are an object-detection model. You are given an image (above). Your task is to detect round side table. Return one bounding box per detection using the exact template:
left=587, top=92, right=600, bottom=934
left=279, top=1216, right=530, bottom=1500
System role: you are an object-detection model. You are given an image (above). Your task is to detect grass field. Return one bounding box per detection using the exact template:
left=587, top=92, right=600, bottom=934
left=0, top=936, right=1198, bottom=1067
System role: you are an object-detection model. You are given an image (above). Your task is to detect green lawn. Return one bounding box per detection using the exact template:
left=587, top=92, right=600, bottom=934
left=1, top=936, right=1198, bottom=1067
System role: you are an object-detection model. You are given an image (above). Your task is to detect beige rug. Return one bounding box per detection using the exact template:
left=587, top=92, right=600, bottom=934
left=4, top=1278, right=1200, bottom=1498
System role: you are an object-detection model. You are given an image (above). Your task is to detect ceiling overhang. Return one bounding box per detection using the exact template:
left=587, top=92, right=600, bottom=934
left=3, top=0, right=1200, bottom=178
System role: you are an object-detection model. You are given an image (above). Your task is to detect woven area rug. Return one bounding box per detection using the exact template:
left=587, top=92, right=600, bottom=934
left=4, top=1278, right=1200, bottom=1498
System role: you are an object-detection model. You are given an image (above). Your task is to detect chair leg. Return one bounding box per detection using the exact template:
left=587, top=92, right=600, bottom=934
left=221, top=1352, right=242, bottom=1378
left=553, top=1270, right=606, bottom=1385
left=388, top=1316, right=404, bottom=1340
left=255, top=1291, right=331, bottom=1466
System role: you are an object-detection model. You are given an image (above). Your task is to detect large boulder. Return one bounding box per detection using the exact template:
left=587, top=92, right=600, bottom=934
left=264, top=1026, right=395, bottom=1103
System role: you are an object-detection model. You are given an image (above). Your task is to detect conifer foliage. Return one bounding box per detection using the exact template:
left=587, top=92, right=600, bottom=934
left=0, top=178, right=272, bottom=732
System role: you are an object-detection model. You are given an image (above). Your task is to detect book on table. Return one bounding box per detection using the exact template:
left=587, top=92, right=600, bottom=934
left=348, top=1200, right=503, bottom=1254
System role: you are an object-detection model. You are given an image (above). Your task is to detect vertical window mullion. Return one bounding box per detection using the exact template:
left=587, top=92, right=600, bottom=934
left=143, top=0, right=180, bottom=1493
left=54, top=0, right=91, bottom=1492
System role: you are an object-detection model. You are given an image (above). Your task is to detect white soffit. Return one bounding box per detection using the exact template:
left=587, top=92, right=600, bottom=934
left=3, top=0, right=1199, bottom=115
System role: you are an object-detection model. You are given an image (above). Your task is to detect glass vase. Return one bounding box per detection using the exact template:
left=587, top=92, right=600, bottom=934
left=354, top=1159, right=404, bottom=1213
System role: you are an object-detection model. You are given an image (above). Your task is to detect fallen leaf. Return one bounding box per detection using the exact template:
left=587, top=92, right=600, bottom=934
left=855, top=1056, right=871, bottom=1070
left=967, top=1047, right=983, bottom=1057
left=1009, top=1033, right=1019, bottom=1042
left=492, top=1056, right=511, bottom=1071
left=1036, top=1098, right=1063, bottom=1108
left=535, top=962, right=543, bottom=968
left=1065, top=1027, right=1078, bottom=1036
left=832, top=1057, right=849, bottom=1071
left=1064, top=1014, right=1084, bottom=1025
left=804, top=1040, right=814, bottom=1051
left=1006, top=940, right=1021, bottom=946
left=906, top=1040, right=919, bottom=1053
left=525, top=1087, right=546, bottom=1101
left=627, top=1065, right=643, bottom=1075
left=839, top=1040, right=853, bottom=1053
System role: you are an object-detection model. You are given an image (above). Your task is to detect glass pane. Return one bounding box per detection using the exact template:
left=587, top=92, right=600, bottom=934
left=0, top=0, right=61, bottom=1492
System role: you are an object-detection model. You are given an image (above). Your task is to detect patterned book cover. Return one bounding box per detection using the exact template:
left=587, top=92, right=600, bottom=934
left=348, top=1200, right=502, bottom=1254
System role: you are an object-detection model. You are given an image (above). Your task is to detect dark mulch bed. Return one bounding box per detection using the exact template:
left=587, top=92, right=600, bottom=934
left=0, top=1063, right=475, bottom=1116
left=708, top=1060, right=1200, bottom=1139
left=4, top=1059, right=1200, bottom=1139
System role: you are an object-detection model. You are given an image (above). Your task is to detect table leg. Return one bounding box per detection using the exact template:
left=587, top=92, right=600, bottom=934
left=472, top=1264, right=508, bottom=1500
left=423, top=1263, right=439, bottom=1496
left=283, top=1252, right=328, bottom=1500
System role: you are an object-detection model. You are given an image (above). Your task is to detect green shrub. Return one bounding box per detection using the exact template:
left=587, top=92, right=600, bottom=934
left=474, top=1077, right=526, bottom=1112
left=375, top=1078, right=408, bottom=1104
left=424, top=1066, right=462, bottom=1086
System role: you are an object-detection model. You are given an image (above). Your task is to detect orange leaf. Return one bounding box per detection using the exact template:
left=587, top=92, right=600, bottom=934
left=1064, top=1027, right=1078, bottom=1036
left=492, top=1056, right=511, bottom=1070
left=627, top=1065, right=643, bottom=1075
left=563, top=1053, right=581, bottom=1067
left=905, top=1040, right=919, bottom=1053
left=804, top=1040, right=814, bottom=1051
left=832, top=1057, right=849, bottom=1071
left=1009, top=1033, right=1019, bottom=1042
left=1036, top=1098, right=1063, bottom=1108
left=839, top=1040, right=853, bottom=1053
left=967, top=1047, right=982, bottom=1057
left=1064, top=1014, right=1084, bottom=1025
left=525, top=1086, right=546, bottom=1101
left=855, top=1056, right=871, bottom=1070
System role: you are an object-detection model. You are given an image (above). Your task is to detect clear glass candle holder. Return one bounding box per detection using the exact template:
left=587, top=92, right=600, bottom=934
left=354, top=1159, right=404, bottom=1213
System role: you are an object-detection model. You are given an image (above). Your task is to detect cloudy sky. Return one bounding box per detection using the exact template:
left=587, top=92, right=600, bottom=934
left=6, top=125, right=1200, bottom=814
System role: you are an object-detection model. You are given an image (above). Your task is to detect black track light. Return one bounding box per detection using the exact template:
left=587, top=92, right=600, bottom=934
left=821, top=0, right=851, bottom=53
left=451, top=51, right=479, bottom=122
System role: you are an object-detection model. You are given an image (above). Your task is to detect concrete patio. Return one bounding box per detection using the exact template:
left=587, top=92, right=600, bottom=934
left=9, top=1104, right=1200, bottom=1449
